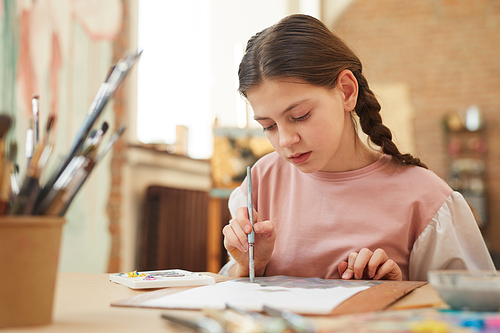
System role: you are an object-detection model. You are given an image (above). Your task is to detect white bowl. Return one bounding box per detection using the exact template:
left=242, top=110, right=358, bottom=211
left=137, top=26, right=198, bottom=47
left=428, top=270, right=500, bottom=311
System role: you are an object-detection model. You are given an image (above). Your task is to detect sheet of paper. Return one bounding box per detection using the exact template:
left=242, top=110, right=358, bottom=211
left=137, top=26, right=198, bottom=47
left=142, top=276, right=375, bottom=315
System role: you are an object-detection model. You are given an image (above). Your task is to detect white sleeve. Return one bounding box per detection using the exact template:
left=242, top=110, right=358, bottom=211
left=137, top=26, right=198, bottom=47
left=217, top=188, right=248, bottom=276
left=409, top=191, right=496, bottom=281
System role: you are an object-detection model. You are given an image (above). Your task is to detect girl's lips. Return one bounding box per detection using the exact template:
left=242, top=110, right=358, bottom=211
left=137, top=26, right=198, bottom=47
left=290, top=152, right=311, bottom=164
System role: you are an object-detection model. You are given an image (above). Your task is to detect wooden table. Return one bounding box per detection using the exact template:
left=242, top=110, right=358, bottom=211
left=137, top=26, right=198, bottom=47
left=8, top=272, right=445, bottom=332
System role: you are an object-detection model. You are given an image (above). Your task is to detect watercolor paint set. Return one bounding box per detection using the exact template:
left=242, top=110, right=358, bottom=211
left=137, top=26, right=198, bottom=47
left=109, top=269, right=215, bottom=289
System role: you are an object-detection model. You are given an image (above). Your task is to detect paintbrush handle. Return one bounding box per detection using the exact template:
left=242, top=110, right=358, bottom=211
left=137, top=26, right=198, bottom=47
left=9, top=176, right=40, bottom=215
left=0, top=141, right=4, bottom=194
left=57, top=162, right=94, bottom=216
left=33, top=155, right=86, bottom=215
left=9, top=143, right=48, bottom=214
left=0, top=160, right=12, bottom=214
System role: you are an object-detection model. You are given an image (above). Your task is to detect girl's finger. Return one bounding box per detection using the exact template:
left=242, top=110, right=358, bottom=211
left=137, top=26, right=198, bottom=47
left=353, top=248, right=373, bottom=279
left=367, top=248, right=388, bottom=278
left=223, top=226, right=245, bottom=253
left=253, top=220, right=274, bottom=235
left=229, top=218, right=248, bottom=241
left=338, top=261, right=348, bottom=277
left=235, top=207, right=253, bottom=234
left=223, top=220, right=248, bottom=252
left=342, top=252, right=358, bottom=279
left=373, top=259, right=402, bottom=281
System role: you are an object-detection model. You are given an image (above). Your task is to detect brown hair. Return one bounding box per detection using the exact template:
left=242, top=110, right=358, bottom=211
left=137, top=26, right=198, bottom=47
left=238, top=14, right=427, bottom=169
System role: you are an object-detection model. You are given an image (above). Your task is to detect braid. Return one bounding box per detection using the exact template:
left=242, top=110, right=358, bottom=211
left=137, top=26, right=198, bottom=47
left=354, top=74, right=428, bottom=169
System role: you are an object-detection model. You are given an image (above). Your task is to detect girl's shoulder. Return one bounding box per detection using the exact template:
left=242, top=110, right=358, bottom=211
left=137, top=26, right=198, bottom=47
left=384, top=157, right=453, bottom=200
left=395, top=161, right=451, bottom=189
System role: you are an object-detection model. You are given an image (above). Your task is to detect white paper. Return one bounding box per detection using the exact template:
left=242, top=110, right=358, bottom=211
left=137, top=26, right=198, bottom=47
left=142, top=278, right=370, bottom=315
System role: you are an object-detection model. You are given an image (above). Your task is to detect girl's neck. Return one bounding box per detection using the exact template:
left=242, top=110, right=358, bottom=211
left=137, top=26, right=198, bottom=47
left=321, top=121, right=382, bottom=173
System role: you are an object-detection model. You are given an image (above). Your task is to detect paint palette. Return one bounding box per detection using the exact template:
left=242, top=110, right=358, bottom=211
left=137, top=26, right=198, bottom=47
left=109, top=269, right=216, bottom=289
left=428, top=270, right=500, bottom=311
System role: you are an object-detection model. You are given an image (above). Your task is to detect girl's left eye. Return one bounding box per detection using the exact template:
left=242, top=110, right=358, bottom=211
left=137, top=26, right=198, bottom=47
left=292, top=111, right=311, bottom=122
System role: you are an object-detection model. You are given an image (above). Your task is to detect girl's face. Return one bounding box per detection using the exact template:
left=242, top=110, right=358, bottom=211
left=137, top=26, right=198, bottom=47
left=247, top=75, right=358, bottom=173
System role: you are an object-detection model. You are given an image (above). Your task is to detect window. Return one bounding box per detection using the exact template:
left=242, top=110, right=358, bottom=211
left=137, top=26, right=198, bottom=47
left=137, top=0, right=211, bottom=159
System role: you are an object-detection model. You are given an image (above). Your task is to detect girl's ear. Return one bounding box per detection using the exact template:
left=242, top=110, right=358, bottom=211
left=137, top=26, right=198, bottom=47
left=337, top=69, right=358, bottom=112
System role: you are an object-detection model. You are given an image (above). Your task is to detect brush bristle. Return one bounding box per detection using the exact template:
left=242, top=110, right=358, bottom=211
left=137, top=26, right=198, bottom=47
left=46, top=115, right=55, bottom=132
left=101, top=122, right=109, bottom=134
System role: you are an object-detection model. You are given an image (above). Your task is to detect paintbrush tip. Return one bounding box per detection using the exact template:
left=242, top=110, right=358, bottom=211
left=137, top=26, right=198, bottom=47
left=32, top=94, right=39, bottom=100
left=101, top=122, right=109, bottom=134
left=46, top=115, right=55, bottom=132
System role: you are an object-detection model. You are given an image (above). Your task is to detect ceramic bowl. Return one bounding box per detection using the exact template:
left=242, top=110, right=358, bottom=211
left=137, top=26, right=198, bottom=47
left=428, top=270, right=500, bottom=311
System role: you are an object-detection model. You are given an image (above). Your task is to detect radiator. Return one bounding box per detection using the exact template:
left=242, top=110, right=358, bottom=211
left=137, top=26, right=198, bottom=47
left=138, top=186, right=209, bottom=272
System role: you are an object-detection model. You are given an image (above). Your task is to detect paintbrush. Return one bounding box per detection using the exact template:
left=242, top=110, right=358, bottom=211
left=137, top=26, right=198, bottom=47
left=55, top=125, right=125, bottom=216
left=0, top=114, right=12, bottom=178
left=35, top=125, right=125, bottom=216
left=39, top=156, right=89, bottom=216
left=26, top=124, right=34, bottom=168
left=33, top=155, right=85, bottom=215
left=10, top=116, right=55, bottom=214
left=36, top=51, right=142, bottom=209
left=94, top=126, right=125, bottom=163
left=262, top=305, right=314, bottom=333
left=39, top=115, right=56, bottom=184
left=0, top=142, right=17, bottom=212
left=0, top=115, right=12, bottom=214
left=10, top=141, right=52, bottom=214
left=43, top=115, right=56, bottom=145
left=32, top=95, right=40, bottom=145
left=11, top=164, right=21, bottom=196
left=65, top=52, right=139, bottom=159
left=8, top=142, right=20, bottom=198
left=82, top=129, right=97, bottom=152
left=0, top=114, right=12, bottom=214
left=33, top=121, right=107, bottom=215
left=81, top=122, right=109, bottom=158
left=0, top=155, right=13, bottom=214
left=161, top=312, right=225, bottom=333
left=226, top=303, right=287, bottom=332
left=203, top=307, right=266, bottom=333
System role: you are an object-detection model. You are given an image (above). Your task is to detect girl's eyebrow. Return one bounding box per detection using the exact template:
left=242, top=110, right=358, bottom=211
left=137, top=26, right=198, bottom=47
left=254, top=99, right=310, bottom=121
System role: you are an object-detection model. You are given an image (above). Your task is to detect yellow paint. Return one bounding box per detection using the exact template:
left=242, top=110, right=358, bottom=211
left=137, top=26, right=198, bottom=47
left=410, top=320, right=450, bottom=333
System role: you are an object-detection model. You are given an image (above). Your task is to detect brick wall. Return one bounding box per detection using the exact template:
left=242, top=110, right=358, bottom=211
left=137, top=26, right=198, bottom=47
left=330, top=0, right=500, bottom=256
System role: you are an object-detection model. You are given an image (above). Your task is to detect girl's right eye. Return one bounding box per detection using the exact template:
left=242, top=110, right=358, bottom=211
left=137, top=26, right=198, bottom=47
left=263, top=123, right=276, bottom=132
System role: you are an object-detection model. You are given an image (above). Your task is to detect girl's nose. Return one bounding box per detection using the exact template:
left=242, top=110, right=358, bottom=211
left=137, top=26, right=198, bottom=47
left=279, top=126, right=300, bottom=148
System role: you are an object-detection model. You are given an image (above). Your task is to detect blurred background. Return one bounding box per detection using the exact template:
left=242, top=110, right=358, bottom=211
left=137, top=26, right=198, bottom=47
left=0, top=0, right=499, bottom=274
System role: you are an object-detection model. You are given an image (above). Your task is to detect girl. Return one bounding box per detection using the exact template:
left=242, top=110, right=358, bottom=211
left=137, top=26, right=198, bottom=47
left=220, top=14, right=495, bottom=281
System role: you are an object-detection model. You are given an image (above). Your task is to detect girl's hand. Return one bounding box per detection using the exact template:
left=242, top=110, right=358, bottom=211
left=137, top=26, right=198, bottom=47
left=222, top=206, right=276, bottom=277
left=338, top=248, right=402, bottom=281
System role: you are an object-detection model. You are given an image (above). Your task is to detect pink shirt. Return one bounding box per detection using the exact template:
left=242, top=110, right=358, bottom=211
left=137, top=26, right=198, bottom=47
left=237, top=153, right=453, bottom=280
